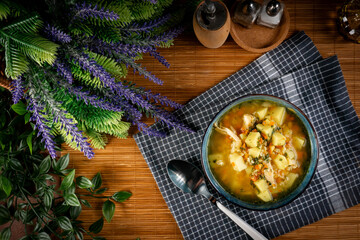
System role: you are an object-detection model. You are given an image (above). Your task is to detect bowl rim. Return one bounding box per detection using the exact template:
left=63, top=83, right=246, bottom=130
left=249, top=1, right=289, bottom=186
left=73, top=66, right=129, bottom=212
left=200, top=94, right=319, bottom=211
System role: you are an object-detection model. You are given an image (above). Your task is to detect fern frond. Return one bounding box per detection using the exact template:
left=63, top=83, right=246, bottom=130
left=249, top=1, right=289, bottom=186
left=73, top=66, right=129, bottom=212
left=93, top=26, right=121, bottom=43
left=70, top=22, right=94, bottom=36
left=82, top=119, right=129, bottom=138
left=70, top=63, right=104, bottom=89
left=2, top=14, right=42, bottom=34
left=87, top=51, right=127, bottom=79
left=84, top=128, right=108, bottom=149
left=4, top=40, right=29, bottom=79
left=0, top=30, right=59, bottom=66
left=130, top=2, right=156, bottom=21
left=0, top=1, right=10, bottom=20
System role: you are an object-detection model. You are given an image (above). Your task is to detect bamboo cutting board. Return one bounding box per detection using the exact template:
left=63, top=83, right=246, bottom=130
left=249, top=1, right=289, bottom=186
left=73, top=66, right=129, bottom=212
left=63, top=0, right=360, bottom=239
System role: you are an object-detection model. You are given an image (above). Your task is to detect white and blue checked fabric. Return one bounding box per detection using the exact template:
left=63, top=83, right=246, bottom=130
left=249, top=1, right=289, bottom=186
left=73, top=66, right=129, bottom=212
left=134, top=31, right=360, bottom=239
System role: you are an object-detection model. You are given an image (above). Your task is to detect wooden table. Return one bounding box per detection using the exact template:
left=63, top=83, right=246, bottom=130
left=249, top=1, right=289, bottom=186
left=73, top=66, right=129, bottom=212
left=63, top=0, right=360, bottom=239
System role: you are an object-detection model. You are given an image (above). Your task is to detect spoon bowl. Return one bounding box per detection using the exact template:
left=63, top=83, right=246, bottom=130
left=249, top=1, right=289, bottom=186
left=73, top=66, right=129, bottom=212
left=167, top=159, right=267, bottom=240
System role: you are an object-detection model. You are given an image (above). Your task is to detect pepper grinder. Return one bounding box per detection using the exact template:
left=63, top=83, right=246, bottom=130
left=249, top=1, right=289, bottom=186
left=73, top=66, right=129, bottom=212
left=232, top=0, right=261, bottom=28
left=257, top=0, right=284, bottom=28
left=193, top=0, right=231, bottom=48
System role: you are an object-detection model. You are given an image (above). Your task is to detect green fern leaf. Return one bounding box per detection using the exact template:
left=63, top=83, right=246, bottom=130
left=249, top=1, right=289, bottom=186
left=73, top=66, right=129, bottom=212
left=70, top=63, right=104, bottom=89
left=4, top=40, right=29, bottom=79
left=84, top=128, right=108, bottom=149
left=2, top=14, right=43, bottom=34
left=87, top=51, right=127, bottom=79
left=0, top=1, right=10, bottom=20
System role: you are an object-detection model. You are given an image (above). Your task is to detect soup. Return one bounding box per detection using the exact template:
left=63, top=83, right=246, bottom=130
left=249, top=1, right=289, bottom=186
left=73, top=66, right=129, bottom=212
left=207, top=100, right=310, bottom=204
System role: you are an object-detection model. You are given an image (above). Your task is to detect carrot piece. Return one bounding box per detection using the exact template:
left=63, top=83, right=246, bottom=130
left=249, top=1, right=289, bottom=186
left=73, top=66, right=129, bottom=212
left=252, top=129, right=257, bottom=132
left=255, top=164, right=262, bottom=170
left=232, top=162, right=235, bottom=167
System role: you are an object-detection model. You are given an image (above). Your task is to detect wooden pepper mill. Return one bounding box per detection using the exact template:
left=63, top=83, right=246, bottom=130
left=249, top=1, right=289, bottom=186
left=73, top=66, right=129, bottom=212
left=193, top=0, right=231, bottom=48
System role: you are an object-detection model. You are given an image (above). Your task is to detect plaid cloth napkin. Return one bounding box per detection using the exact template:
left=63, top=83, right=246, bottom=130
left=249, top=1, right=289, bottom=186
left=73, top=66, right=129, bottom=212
left=134, top=31, right=360, bottom=239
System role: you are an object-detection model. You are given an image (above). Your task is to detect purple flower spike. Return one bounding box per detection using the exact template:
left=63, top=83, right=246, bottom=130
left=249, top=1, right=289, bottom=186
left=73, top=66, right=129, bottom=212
left=122, top=14, right=170, bottom=33
left=144, top=0, right=158, bottom=4
left=54, top=61, right=73, bottom=84
left=44, top=24, right=72, bottom=43
left=149, top=50, right=170, bottom=68
left=10, top=76, right=25, bottom=104
left=27, top=98, right=57, bottom=158
left=73, top=3, right=119, bottom=22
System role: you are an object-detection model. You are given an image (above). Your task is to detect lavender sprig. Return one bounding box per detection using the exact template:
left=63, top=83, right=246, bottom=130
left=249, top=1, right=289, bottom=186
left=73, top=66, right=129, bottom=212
left=53, top=61, right=73, bottom=84
left=44, top=24, right=72, bottom=43
left=144, top=0, right=158, bottom=4
left=10, top=76, right=25, bottom=104
left=124, top=27, right=184, bottom=46
left=27, top=97, right=57, bottom=158
left=121, top=14, right=170, bottom=33
left=149, top=50, right=170, bottom=68
left=72, top=3, right=119, bottom=22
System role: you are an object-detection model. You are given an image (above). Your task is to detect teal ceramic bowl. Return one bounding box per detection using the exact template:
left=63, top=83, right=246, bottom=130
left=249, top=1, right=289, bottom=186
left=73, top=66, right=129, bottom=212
left=201, top=94, right=319, bottom=210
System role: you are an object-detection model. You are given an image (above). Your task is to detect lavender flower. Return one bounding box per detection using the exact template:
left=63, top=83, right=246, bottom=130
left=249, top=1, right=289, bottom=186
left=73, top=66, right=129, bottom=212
left=72, top=3, right=119, bottom=22
left=126, top=27, right=184, bottom=47
left=136, top=121, right=167, bottom=137
left=121, top=14, right=170, bottom=33
left=152, top=108, right=194, bottom=133
left=27, top=98, right=57, bottom=158
left=53, top=61, right=73, bottom=84
left=71, top=52, right=158, bottom=108
left=10, top=76, right=25, bottom=104
left=89, top=38, right=153, bottom=58
left=149, top=50, right=170, bottom=68
left=145, top=0, right=158, bottom=3
left=44, top=24, right=72, bottom=43
left=143, top=90, right=182, bottom=109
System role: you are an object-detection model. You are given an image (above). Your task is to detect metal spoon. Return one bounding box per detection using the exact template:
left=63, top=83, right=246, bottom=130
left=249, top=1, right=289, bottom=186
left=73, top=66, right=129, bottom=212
left=167, top=160, right=267, bottom=240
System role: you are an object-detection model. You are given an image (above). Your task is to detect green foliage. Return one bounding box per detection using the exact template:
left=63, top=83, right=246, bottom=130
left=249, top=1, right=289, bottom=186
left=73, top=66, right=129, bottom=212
left=0, top=93, right=131, bottom=239
left=0, top=14, right=59, bottom=79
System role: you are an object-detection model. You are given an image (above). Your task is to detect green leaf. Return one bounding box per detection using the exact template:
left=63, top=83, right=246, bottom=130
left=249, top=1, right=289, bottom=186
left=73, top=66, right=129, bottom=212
left=39, top=156, right=51, bottom=173
left=95, top=188, right=107, bottom=195
left=70, top=205, right=82, bottom=219
left=26, top=132, right=33, bottom=154
left=102, top=200, right=115, bottom=223
left=24, top=112, right=30, bottom=124
left=56, top=154, right=69, bottom=171
left=80, top=199, right=92, bottom=208
left=0, top=227, right=11, bottom=240
left=43, top=190, right=53, bottom=210
left=112, top=191, right=132, bottom=203
left=37, top=232, right=51, bottom=240
left=76, top=176, right=93, bottom=189
left=0, top=175, right=12, bottom=197
left=0, top=205, right=10, bottom=225
left=4, top=40, right=29, bottom=79
left=57, top=216, right=73, bottom=231
left=60, top=169, right=75, bottom=190
left=89, top=217, right=104, bottom=234
left=0, top=2, right=10, bottom=20
left=91, top=172, right=102, bottom=190
left=11, top=101, right=27, bottom=115
left=64, top=193, right=80, bottom=207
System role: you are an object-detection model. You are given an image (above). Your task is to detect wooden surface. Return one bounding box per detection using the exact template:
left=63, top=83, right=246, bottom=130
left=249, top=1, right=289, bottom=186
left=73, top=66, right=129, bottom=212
left=63, top=0, right=360, bottom=239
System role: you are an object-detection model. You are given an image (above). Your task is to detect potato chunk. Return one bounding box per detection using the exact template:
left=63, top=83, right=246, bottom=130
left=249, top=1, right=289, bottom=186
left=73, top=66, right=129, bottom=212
left=273, top=154, right=288, bottom=170
left=282, top=173, right=299, bottom=189
left=293, top=136, right=305, bottom=150
left=255, top=107, right=268, bottom=120
left=272, top=132, right=286, bottom=146
left=248, top=147, right=261, bottom=158
left=245, top=132, right=260, bottom=148
left=270, top=106, right=286, bottom=126
left=257, top=189, right=273, bottom=202
left=254, top=179, right=269, bottom=192
left=256, top=124, right=274, bottom=138
left=229, top=153, right=247, bottom=172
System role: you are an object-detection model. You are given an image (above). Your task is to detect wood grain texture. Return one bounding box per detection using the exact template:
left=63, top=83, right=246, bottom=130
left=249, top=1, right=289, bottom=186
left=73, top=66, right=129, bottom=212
left=62, top=0, right=360, bottom=239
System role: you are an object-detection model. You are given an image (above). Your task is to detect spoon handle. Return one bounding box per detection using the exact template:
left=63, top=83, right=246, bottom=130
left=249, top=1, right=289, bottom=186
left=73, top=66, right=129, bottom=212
left=216, top=201, right=268, bottom=240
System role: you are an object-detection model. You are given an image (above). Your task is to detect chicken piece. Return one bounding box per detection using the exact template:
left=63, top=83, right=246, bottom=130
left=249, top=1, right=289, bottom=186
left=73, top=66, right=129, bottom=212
left=214, top=122, right=241, bottom=143
left=263, top=162, right=276, bottom=186
left=242, top=114, right=257, bottom=130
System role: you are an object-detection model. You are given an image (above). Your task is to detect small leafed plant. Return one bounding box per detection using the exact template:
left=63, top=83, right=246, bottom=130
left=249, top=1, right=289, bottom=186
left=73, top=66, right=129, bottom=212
left=0, top=91, right=131, bottom=240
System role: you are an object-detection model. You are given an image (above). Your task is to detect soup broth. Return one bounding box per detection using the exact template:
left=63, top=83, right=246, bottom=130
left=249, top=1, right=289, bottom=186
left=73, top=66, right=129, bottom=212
left=207, top=100, right=310, bottom=204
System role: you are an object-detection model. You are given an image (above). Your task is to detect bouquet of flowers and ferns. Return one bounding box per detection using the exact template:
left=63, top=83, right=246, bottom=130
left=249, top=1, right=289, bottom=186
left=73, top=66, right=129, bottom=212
left=0, top=0, right=192, bottom=159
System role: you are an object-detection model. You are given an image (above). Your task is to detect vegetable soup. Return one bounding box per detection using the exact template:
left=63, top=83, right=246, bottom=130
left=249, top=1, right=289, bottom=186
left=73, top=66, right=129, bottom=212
left=207, top=100, right=310, bottom=204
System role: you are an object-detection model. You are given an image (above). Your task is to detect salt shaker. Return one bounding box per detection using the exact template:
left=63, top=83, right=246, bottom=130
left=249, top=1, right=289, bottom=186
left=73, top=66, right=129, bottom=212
left=257, top=0, right=284, bottom=28
left=232, top=0, right=261, bottom=28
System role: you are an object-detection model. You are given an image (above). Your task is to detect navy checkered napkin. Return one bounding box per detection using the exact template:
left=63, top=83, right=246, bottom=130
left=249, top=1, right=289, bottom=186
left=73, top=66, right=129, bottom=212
left=134, top=31, right=360, bottom=239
